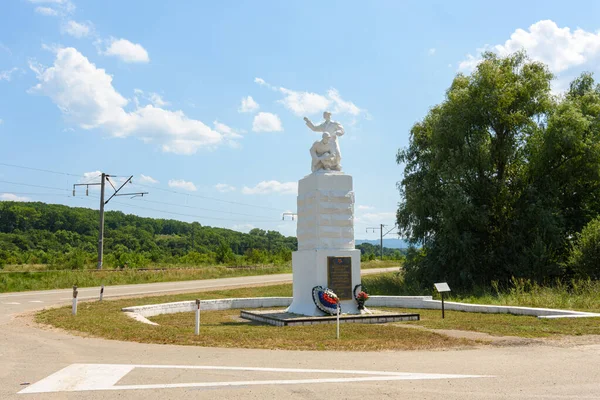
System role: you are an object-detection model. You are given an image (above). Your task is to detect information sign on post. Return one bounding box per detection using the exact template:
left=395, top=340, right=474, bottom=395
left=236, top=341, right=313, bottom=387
left=434, top=282, right=451, bottom=319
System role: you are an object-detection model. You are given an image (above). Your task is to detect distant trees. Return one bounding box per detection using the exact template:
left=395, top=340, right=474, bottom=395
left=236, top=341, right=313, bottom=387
left=0, top=201, right=297, bottom=268
left=397, top=52, right=600, bottom=289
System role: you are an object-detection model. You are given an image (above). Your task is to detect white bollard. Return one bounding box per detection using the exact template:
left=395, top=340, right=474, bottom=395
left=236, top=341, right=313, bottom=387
left=99, top=285, right=104, bottom=301
left=195, top=299, right=201, bottom=335
left=72, top=285, right=78, bottom=316
left=336, top=303, right=340, bottom=339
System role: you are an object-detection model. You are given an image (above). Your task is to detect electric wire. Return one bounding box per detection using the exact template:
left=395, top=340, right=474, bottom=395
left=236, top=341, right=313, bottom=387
left=0, top=163, right=288, bottom=213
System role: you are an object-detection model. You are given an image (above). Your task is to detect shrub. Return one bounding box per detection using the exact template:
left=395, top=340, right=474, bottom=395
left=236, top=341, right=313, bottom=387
left=569, top=217, right=600, bottom=279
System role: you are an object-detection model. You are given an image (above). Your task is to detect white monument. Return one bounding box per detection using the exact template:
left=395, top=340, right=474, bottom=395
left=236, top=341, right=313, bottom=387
left=286, top=112, right=362, bottom=316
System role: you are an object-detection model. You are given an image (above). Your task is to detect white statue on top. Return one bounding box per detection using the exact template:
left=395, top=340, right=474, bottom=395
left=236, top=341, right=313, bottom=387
left=304, top=111, right=345, bottom=173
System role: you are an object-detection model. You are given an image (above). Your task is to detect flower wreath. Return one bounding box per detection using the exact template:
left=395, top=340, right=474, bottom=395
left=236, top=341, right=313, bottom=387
left=312, top=286, right=339, bottom=315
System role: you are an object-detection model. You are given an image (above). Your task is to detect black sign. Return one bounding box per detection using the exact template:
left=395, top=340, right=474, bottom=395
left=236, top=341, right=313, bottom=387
left=327, top=257, right=352, bottom=300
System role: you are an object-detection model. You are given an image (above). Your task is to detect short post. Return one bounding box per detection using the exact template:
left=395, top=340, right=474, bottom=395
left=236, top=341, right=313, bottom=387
left=441, top=292, right=445, bottom=319
left=195, top=299, right=201, bottom=335
left=99, top=285, right=104, bottom=301
left=434, top=282, right=451, bottom=320
left=336, top=302, right=340, bottom=339
left=72, top=285, right=78, bottom=316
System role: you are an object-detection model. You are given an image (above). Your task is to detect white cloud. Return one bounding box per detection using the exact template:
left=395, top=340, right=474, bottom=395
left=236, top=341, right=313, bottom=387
left=252, top=112, right=283, bottom=132
left=232, top=224, right=255, bottom=233
left=0, top=68, right=19, bottom=82
left=139, top=174, right=158, bottom=184
left=428, top=48, right=436, bottom=55
left=35, top=6, right=58, bottom=16
left=355, top=211, right=396, bottom=224
left=168, top=179, right=197, bottom=191
left=30, top=47, right=223, bottom=155
left=0, top=193, right=31, bottom=202
left=80, top=170, right=102, bottom=183
left=256, top=78, right=364, bottom=117
left=0, top=119, right=3, bottom=125
left=213, top=120, right=242, bottom=148
left=238, top=96, right=259, bottom=113
left=101, top=38, right=150, bottom=63
left=133, top=89, right=168, bottom=107
left=213, top=120, right=242, bottom=139
left=62, top=20, right=92, bottom=38
left=242, top=180, right=297, bottom=195
left=215, top=183, right=236, bottom=193
left=279, top=87, right=331, bottom=116
left=459, top=20, right=600, bottom=74
left=458, top=53, right=484, bottom=72
left=149, top=93, right=168, bottom=107
left=357, top=205, right=374, bottom=210
left=29, top=0, right=75, bottom=15
left=327, top=88, right=361, bottom=116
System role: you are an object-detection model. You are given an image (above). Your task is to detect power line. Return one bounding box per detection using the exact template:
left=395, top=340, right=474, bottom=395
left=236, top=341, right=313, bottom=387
left=111, top=199, right=281, bottom=223
left=0, top=162, right=83, bottom=177
left=0, top=162, right=289, bottom=213
left=134, top=198, right=274, bottom=219
left=0, top=179, right=282, bottom=222
left=135, top=182, right=287, bottom=212
left=0, top=180, right=70, bottom=192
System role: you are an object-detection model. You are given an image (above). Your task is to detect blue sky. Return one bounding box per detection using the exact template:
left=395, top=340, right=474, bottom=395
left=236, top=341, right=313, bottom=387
left=2, top=0, right=600, bottom=239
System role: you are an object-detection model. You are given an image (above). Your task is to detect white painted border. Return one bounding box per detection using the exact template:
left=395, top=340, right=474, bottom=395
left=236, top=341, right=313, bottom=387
left=19, top=364, right=491, bottom=394
left=122, top=295, right=600, bottom=325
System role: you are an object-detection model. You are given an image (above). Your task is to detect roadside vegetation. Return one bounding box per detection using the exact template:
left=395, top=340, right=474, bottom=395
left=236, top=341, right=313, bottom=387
left=0, top=259, right=399, bottom=293
left=364, top=272, right=600, bottom=312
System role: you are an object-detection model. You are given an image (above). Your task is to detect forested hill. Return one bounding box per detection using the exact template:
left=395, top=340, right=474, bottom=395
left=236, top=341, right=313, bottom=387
left=0, top=201, right=401, bottom=268
left=0, top=201, right=297, bottom=267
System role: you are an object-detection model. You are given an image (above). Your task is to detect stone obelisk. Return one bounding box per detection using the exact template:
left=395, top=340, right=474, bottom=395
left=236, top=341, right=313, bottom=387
left=286, top=112, right=361, bottom=316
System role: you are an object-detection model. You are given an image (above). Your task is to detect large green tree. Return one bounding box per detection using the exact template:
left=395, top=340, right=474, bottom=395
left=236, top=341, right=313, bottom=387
left=397, top=52, right=600, bottom=288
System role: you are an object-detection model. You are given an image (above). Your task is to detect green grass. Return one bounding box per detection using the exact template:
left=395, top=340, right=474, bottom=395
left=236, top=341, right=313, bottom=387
left=362, top=272, right=600, bottom=313
left=36, top=284, right=472, bottom=351
left=0, top=259, right=398, bottom=293
left=401, top=308, right=600, bottom=338
left=451, top=278, right=600, bottom=313
left=36, top=278, right=600, bottom=351
left=0, top=265, right=291, bottom=293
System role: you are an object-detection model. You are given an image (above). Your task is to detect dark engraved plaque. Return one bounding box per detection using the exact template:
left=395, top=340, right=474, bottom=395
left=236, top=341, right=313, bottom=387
left=327, top=257, right=352, bottom=300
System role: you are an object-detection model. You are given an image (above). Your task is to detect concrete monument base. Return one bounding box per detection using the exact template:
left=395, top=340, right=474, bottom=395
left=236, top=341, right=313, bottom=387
left=286, top=170, right=361, bottom=316
left=286, top=249, right=361, bottom=316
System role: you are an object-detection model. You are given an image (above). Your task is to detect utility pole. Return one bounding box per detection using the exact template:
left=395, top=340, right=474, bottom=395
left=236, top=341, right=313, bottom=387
left=98, top=173, right=106, bottom=270
left=74, top=173, right=148, bottom=270
left=366, top=224, right=398, bottom=260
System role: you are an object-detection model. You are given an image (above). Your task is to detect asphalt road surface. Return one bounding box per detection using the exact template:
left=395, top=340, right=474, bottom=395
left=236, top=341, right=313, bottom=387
left=2, top=267, right=600, bottom=399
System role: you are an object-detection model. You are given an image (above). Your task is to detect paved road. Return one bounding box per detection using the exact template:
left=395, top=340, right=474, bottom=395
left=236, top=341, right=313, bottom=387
left=2, top=268, right=600, bottom=399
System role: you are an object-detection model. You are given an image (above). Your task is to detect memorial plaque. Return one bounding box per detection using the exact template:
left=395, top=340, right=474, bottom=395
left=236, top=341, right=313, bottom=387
left=327, top=257, right=352, bottom=300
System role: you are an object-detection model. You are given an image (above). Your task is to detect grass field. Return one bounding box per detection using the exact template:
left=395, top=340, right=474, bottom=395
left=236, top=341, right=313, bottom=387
left=0, top=260, right=400, bottom=293
left=364, top=272, right=600, bottom=312
left=36, top=276, right=600, bottom=351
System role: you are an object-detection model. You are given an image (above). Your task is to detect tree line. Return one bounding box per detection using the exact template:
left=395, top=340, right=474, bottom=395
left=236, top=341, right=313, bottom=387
left=397, top=51, right=600, bottom=289
left=0, top=201, right=399, bottom=268
left=0, top=201, right=298, bottom=268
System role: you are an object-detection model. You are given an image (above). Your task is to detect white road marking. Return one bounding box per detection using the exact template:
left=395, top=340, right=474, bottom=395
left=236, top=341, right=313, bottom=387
left=29, top=300, right=43, bottom=303
left=2, top=302, right=20, bottom=305
left=19, top=363, right=492, bottom=394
